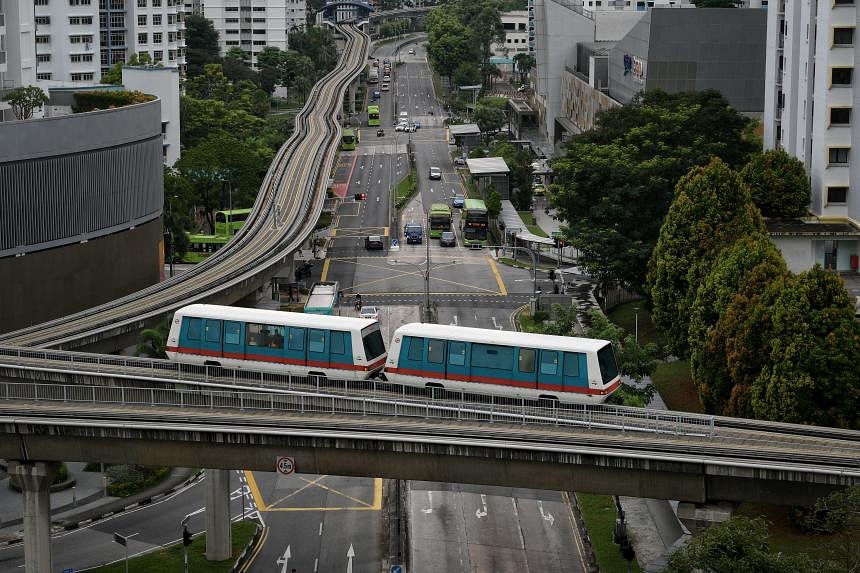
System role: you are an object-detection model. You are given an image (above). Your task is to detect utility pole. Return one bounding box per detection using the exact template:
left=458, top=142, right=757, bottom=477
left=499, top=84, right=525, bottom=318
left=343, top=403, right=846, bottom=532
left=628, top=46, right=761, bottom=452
left=425, top=220, right=431, bottom=323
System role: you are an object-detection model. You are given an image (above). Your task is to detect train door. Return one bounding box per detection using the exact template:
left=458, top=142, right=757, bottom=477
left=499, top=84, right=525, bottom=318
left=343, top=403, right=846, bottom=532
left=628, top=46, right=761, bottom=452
left=201, top=319, right=223, bottom=357
left=424, top=338, right=447, bottom=379
left=537, top=349, right=562, bottom=390
left=446, top=341, right=468, bottom=380
left=516, top=347, right=538, bottom=388
left=562, top=352, right=589, bottom=389
left=223, top=321, right=243, bottom=359
left=285, top=327, right=307, bottom=366
left=307, top=328, right=330, bottom=369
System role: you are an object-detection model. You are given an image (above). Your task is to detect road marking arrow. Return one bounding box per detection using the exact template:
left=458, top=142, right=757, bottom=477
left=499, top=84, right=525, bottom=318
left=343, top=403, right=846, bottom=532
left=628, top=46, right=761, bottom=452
left=276, top=545, right=291, bottom=573
left=346, top=543, right=356, bottom=573
left=475, top=494, right=488, bottom=519
left=538, top=501, right=556, bottom=527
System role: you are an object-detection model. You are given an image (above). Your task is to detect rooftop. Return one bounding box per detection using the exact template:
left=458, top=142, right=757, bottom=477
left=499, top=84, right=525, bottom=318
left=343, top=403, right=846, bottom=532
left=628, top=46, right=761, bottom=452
left=449, top=123, right=481, bottom=136
left=766, top=219, right=860, bottom=237
left=466, top=157, right=510, bottom=175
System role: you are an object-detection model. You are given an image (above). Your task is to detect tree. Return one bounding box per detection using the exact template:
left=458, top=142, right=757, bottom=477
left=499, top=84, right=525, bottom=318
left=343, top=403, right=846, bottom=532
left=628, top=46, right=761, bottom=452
left=750, top=266, right=860, bottom=428
left=664, top=517, right=818, bottom=573
left=688, top=234, right=787, bottom=414
left=288, top=26, right=338, bottom=77
left=452, top=62, right=482, bottom=89
left=512, top=53, right=535, bottom=85
left=647, top=158, right=764, bottom=357
left=552, top=90, right=756, bottom=290
left=740, top=148, right=811, bottom=218
left=473, top=105, right=506, bottom=136
left=184, top=64, right=269, bottom=117
left=100, top=52, right=156, bottom=85
left=185, top=15, right=221, bottom=77
left=485, top=188, right=502, bottom=220
left=181, top=96, right=266, bottom=148
left=224, top=47, right=249, bottom=63
left=135, top=320, right=169, bottom=359
left=2, top=86, right=48, bottom=120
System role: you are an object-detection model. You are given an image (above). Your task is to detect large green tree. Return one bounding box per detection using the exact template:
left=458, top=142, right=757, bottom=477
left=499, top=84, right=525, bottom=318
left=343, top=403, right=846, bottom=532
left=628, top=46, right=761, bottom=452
left=751, top=267, right=860, bottom=429
left=185, top=15, right=221, bottom=77
left=688, top=234, right=787, bottom=413
left=426, top=10, right=477, bottom=82
left=2, top=86, right=48, bottom=120
left=512, top=53, right=535, bottom=85
left=184, top=64, right=270, bottom=117
left=739, top=148, right=811, bottom=219
left=473, top=104, right=506, bottom=136
left=181, top=96, right=267, bottom=148
left=646, top=158, right=764, bottom=357
left=551, top=90, right=755, bottom=290
left=288, top=26, right=338, bottom=77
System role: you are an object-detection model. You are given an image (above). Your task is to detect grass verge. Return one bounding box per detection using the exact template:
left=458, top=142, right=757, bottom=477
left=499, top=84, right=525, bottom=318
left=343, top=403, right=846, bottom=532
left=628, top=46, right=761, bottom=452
left=517, top=211, right=549, bottom=238
left=650, top=359, right=703, bottom=413
left=577, top=493, right=642, bottom=573
left=315, top=211, right=333, bottom=230
left=395, top=169, right=418, bottom=209
left=606, top=301, right=661, bottom=347
left=89, top=520, right=259, bottom=572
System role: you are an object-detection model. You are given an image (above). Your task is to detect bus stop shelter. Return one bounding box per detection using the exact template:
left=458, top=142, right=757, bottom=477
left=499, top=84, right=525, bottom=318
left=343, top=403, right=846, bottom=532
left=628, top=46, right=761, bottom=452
left=466, top=157, right=511, bottom=200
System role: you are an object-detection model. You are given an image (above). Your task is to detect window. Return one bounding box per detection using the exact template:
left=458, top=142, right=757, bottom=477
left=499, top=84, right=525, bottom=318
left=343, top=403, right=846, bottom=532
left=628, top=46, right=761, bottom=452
left=827, top=186, right=848, bottom=203
left=471, top=344, right=514, bottom=370
left=110, top=32, right=125, bottom=45
left=69, top=16, right=93, bottom=25
left=109, top=14, right=123, bottom=27
left=138, top=0, right=147, bottom=5
left=153, top=14, right=162, bottom=25
left=518, top=348, right=536, bottom=373
left=153, top=0, right=162, bottom=5
left=427, top=339, right=445, bottom=364
left=138, top=32, right=148, bottom=44
left=330, top=331, right=346, bottom=355
left=253, top=40, right=266, bottom=45
left=169, top=49, right=176, bottom=61
left=308, top=329, right=325, bottom=353
left=563, top=353, right=582, bottom=377
left=186, top=318, right=202, bottom=340
left=227, top=18, right=239, bottom=23
left=831, top=107, right=851, bottom=124
left=35, top=16, right=51, bottom=25
left=288, top=327, right=305, bottom=351
left=70, top=72, right=95, bottom=81
left=153, top=32, right=162, bottom=43
left=35, top=0, right=49, bottom=5
left=205, top=321, right=221, bottom=343
left=834, top=0, right=854, bottom=5
left=154, top=50, right=163, bottom=61
left=225, top=322, right=241, bottom=345
left=540, top=351, right=558, bottom=375
left=36, top=35, right=51, bottom=44
left=69, top=0, right=91, bottom=4
left=362, top=328, right=385, bottom=359
left=832, top=67, right=853, bottom=85
left=36, top=72, right=53, bottom=80
left=597, top=344, right=619, bottom=383
left=37, top=54, right=52, bottom=62
left=70, top=53, right=93, bottom=62
left=448, top=341, right=466, bottom=366
left=226, top=6, right=238, bottom=10
left=226, top=40, right=240, bottom=45
left=69, top=34, right=93, bottom=44
left=138, top=14, right=147, bottom=26
left=406, top=336, right=423, bottom=362
left=834, top=27, right=854, bottom=45
left=829, top=147, right=850, bottom=164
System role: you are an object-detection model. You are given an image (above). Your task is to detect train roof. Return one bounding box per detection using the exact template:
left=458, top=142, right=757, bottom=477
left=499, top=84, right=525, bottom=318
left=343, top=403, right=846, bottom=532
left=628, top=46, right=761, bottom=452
left=392, top=323, right=611, bottom=352
left=175, top=304, right=378, bottom=330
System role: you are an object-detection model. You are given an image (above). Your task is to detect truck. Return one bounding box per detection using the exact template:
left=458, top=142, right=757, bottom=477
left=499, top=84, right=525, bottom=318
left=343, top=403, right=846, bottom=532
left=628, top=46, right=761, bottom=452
left=404, top=223, right=424, bottom=244
left=368, top=68, right=379, bottom=84
left=304, top=281, right=340, bottom=315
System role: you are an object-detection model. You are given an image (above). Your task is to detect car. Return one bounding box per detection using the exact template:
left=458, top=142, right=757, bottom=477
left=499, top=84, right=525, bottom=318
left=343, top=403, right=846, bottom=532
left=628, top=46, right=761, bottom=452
left=452, top=194, right=465, bottom=209
left=413, top=121, right=421, bottom=129
left=359, top=305, right=380, bottom=320
left=454, top=154, right=467, bottom=167
left=395, top=122, right=407, bottom=132
left=429, top=166, right=442, bottom=180
left=365, top=235, right=384, bottom=250
left=440, top=231, right=456, bottom=247
left=372, top=90, right=380, bottom=99
left=399, top=111, right=409, bottom=120
left=406, top=123, right=417, bottom=133
left=381, top=83, right=389, bottom=91
left=408, top=48, right=416, bottom=55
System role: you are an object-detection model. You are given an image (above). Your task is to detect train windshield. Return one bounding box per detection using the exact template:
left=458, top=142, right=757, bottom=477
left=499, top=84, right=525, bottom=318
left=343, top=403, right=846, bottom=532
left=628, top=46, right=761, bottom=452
left=362, top=326, right=386, bottom=359
left=597, top=343, right=619, bottom=384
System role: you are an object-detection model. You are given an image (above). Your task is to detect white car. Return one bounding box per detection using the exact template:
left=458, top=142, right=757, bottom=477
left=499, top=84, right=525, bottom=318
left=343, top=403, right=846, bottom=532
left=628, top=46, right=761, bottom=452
left=359, top=306, right=380, bottom=320
left=395, top=122, right=408, bottom=132
left=408, top=48, right=416, bottom=55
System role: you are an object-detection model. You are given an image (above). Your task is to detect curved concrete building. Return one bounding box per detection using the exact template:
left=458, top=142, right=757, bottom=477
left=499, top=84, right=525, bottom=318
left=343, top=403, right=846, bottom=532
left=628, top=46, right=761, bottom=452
left=0, top=99, right=164, bottom=334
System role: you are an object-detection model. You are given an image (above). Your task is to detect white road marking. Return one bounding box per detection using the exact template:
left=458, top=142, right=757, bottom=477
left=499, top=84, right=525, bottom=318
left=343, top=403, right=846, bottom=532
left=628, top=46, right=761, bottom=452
left=475, top=494, right=488, bottom=519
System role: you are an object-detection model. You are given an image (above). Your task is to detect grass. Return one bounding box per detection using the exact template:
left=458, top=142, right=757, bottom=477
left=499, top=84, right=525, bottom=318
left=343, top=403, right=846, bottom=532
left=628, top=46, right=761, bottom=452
left=518, top=313, right=543, bottom=333
left=650, top=359, right=704, bottom=413
left=315, top=211, right=333, bottom=230
left=498, top=257, right=554, bottom=272
left=517, top=210, right=549, bottom=237
left=577, top=493, right=642, bottom=573
left=395, top=169, right=418, bottom=209
left=89, top=520, right=259, bottom=572
left=606, top=301, right=662, bottom=347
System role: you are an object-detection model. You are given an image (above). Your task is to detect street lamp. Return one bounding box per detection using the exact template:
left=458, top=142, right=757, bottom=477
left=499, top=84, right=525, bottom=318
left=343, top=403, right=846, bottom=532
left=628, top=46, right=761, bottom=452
left=166, top=194, right=178, bottom=278
left=633, top=307, right=639, bottom=343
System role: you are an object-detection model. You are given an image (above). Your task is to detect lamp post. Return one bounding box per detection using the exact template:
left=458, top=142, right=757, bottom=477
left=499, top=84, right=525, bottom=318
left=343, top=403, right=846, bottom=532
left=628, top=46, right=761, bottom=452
left=634, top=307, right=639, bottom=343
left=166, top=194, right=178, bottom=277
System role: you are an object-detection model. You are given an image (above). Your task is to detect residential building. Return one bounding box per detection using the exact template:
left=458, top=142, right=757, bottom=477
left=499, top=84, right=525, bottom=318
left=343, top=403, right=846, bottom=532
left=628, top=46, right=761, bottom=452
left=34, top=0, right=101, bottom=83
left=0, top=0, right=38, bottom=121
left=204, top=0, right=307, bottom=66
left=123, top=64, right=181, bottom=165
left=763, top=0, right=860, bottom=272
left=104, top=0, right=187, bottom=75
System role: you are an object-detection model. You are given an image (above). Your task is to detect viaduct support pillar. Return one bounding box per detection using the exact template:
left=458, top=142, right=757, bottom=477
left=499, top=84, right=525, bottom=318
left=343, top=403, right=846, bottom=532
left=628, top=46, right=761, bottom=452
left=10, top=461, right=59, bottom=573
left=349, top=81, right=357, bottom=116
left=205, top=468, right=232, bottom=561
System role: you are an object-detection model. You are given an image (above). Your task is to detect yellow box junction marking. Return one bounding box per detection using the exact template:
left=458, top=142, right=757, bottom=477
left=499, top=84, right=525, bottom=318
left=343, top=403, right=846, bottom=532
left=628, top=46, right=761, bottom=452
left=244, top=471, right=382, bottom=512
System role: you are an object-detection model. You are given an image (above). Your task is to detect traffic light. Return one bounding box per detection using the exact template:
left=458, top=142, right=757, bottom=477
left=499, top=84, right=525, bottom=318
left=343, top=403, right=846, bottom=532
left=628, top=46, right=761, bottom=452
left=354, top=193, right=367, bottom=201
left=548, top=269, right=556, bottom=280
left=183, top=526, right=194, bottom=547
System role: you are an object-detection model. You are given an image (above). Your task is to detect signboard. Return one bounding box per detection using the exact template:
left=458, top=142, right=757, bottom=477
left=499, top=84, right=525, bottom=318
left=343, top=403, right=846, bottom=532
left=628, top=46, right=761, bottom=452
left=62, top=569, right=74, bottom=573
left=390, top=238, right=400, bottom=251
left=623, top=54, right=647, bottom=84
left=390, top=566, right=405, bottom=573
left=276, top=456, right=295, bottom=475
left=113, top=533, right=127, bottom=547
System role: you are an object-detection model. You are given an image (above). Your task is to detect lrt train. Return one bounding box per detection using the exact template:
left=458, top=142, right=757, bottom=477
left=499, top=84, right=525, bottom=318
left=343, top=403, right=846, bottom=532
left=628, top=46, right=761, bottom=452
left=166, top=304, right=621, bottom=403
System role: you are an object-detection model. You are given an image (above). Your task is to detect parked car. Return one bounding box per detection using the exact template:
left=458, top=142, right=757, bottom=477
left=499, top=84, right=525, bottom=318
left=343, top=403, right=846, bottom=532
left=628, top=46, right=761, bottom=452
left=413, top=121, right=421, bottom=130
left=429, top=166, right=442, bottom=180
left=440, top=231, right=456, bottom=247
left=454, top=155, right=467, bottom=167
left=365, top=235, right=384, bottom=250
left=359, top=305, right=380, bottom=320
left=452, top=194, right=465, bottom=209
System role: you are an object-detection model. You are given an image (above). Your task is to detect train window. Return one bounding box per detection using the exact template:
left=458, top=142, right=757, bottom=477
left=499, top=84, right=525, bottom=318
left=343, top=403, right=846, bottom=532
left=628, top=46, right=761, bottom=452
left=330, top=331, right=346, bottom=355
left=540, top=351, right=558, bottom=375
left=205, top=320, right=221, bottom=343
left=186, top=317, right=202, bottom=340
left=427, top=339, right=446, bottom=364
left=246, top=323, right=268, bottom=347
left=362, top=327, right=386, bottom=358
left=471, top=344, right=514, bottom=370
left=407, top=337, right=424, bottom=362
left=288, top=327, right=305, bottom=351
left=448, top=341, right=466, bottom=366
left=597, top=344, right=619, bottom=383
left=518, top=348, right=536, bottom=373
left=225, top=321, right=241, bottom=345
left=268, top=326, right=285, bottom=348
left=308, top=329, right=326, bottom=353
left=563, top=353, right=582, bottom=377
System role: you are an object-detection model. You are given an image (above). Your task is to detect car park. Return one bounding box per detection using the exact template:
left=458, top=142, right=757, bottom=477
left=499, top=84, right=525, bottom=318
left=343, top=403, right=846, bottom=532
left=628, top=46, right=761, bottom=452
left=429, top=166, right=442, bottom=180
left=365, top=235, right=384, bottom=250
left=440, top=231, right=456, bottom=247
left=452, top=194, right=465, bottom=209
left=359, top=305, right=380, bottom=320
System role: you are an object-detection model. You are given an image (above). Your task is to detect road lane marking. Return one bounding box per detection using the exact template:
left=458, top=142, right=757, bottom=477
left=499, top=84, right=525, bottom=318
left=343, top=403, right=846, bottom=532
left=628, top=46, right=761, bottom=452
left=488, top=257, right=508, bottom=296
left=321, top=257, right=331, bottom=282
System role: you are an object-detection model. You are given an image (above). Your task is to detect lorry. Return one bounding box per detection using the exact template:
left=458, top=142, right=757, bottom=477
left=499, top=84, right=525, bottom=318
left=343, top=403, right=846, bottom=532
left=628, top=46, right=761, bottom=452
left=368, top=68, right=379, bottom=84
left=304, top=281, right=340, bottom=315
left=404, top=223, right=424, bottom=244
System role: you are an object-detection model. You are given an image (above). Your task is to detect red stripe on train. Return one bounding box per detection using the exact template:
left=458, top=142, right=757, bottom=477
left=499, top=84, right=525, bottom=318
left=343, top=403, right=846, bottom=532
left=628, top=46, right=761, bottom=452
left=167, top=346, right=385, bottom=372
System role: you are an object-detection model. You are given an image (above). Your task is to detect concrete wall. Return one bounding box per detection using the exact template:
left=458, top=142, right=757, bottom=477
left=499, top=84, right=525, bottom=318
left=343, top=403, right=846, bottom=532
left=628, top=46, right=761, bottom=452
left=771, top=236, right=815, bottom=273
left=122, top=66, right=181, bottom=166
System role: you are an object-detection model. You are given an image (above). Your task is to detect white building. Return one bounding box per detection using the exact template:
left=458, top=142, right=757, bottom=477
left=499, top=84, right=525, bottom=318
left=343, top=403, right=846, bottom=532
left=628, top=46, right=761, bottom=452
left=104, top=0, right=187, bottom=75
left=763, top=0, right=860, bottom=272
left=0, top=0, right=39, bottom=121
left=32, top=0, right=101, bottom=83
left=204, top=0, right=307, bottom=66
left=493, top=11, right=529, bottom=59
left=123, top=65, right=181, bottom=165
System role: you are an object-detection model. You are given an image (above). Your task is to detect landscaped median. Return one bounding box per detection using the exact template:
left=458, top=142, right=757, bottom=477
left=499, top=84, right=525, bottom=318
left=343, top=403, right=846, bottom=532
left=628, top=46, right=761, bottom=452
left=395, top=168, right=418, bottom=209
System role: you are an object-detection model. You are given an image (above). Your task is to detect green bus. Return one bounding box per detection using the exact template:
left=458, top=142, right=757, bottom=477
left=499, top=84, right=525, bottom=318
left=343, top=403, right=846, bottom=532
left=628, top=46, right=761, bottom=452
left=462, top=199, right=489, bottom=247
left=341, top=128, right=357, bottom=150
left=180, top=208, right=251, bottom=263
left=214, top=208, right=252, bottom=237
left=367, top=104, right=380, bottom=127
left=428, top=203, right=453, bottom=238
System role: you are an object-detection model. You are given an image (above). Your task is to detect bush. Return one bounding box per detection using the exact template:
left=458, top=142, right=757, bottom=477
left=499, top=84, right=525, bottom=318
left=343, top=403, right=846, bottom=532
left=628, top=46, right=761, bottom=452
left=106, top=465, right=171, bottom=497
left=72, top=90, right=155, bottom=113
left=53, top=463, right=69, bottom=485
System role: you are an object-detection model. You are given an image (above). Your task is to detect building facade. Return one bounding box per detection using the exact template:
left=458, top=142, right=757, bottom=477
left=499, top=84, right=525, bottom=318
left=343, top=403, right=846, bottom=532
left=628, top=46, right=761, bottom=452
left=0, top=1, right=39, bottom=121
left=204, top=0, right=307, bottom=66
left=123, top=65, right=181, bottom=165
left=492, top=11, right=529, bottom=59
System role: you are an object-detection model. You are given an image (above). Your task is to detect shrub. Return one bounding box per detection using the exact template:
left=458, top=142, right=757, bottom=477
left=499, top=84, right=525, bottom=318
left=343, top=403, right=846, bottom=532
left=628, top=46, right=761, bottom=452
left=72, top=90, right=155, bottom=113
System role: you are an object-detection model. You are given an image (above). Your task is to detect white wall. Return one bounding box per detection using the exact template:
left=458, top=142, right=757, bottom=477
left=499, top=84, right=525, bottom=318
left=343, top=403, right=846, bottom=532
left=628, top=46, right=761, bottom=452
left=123, top=65, right=181, bottom=166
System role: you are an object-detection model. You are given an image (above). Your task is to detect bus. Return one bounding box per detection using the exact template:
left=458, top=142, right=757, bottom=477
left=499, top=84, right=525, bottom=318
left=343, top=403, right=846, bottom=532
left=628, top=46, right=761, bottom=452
left=180, top=208, right=250, bottom=263
left=428, top=203, right=453, bottom=239
left=341, top=128, right=356, bottom=151
left=214, top=208, right=252, bottom=237
left=367, top=104, right=380, bottom=126
left=462, top=199, right=489, bottom=247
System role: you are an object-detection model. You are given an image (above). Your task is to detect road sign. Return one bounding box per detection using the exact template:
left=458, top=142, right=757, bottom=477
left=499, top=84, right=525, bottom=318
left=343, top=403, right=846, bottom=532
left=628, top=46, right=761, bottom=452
left=390, top=565, right=405, bottom=573
left=113, top=533, right=127, bottom=547
left=62, top=569, right=74, bottom=573
left=276, top=456, right=295, bottom=475
left=390, top=238, right=400, bottom=251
